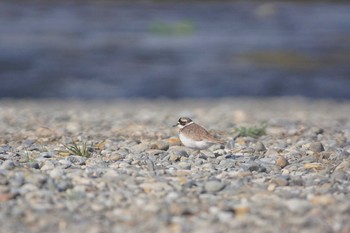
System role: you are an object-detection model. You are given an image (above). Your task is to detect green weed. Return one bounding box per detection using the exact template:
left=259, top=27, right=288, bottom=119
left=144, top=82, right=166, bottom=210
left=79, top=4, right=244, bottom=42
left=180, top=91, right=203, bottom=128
left=62, top=141, right=92, bottom=157
left=234, top=124, right=267, bottom=138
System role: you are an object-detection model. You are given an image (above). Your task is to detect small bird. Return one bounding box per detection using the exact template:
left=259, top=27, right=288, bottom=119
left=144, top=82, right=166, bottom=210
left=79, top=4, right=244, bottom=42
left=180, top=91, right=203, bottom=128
left=173, top=117, right=224, bottom=153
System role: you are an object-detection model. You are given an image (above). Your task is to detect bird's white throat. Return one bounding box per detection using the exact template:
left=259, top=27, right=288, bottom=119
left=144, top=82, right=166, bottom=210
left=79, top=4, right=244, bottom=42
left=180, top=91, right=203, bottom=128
left=178, top=121, right=193, bottom=129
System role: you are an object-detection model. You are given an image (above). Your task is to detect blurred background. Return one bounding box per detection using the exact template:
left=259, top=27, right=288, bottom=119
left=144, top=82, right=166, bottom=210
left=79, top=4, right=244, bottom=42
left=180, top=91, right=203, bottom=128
left=0, top=1, right=349, bottom=99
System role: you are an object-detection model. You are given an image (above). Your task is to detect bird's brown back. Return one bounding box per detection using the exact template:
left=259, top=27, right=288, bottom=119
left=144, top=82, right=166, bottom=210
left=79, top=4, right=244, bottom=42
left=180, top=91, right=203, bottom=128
left=180, top=123, right=223, bottom=143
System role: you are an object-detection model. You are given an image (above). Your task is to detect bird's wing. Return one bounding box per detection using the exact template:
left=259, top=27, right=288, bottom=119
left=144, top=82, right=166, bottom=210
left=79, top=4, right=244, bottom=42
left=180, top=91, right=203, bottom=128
left=181, top=123, right=224, bottom=143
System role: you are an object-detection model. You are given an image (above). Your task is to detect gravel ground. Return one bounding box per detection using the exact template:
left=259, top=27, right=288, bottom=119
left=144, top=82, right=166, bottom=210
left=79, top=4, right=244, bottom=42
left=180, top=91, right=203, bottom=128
left=0, top=98, right=349, bottom=233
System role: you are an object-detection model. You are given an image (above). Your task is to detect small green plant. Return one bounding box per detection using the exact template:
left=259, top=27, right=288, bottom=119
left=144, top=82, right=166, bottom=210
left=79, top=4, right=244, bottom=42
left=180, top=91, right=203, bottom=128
left=22, top=150, right=36, bottom=163
left=62, top=141, right=92, bottom=157
left=234, top=124, right=267, bottom=138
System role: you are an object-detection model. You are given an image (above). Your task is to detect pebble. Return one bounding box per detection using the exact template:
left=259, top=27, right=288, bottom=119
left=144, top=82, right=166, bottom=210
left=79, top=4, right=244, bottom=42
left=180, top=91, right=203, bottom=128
left=0, top=160, right=15, bottom=170
left=55, top=180, right=72, bottom=192
left=0, top=154, right=10, bottom=160
left=150, top=141, right=169, bottom=151
left=28, top=162, right=40, bottom=169
left=309, top=142, right=325, bottom=153
left=10, top=173, right=25, bottom=187
left=107, top=153, right=125, bottom=162
left=265, top=148, right=279, bottom=157
left=310, top=195, right=335, bottom=206
left=285, top=199, right=311, bottom=214
left=226, top=139, right=235, bottom=150
left=49, top=168, right=66, bottom=179
left=0, top=174, right=8, bottom=185
left=58, top=159, right=73, bottom=168
left=331, top=170, right=347, bottom=183
left=334, top=159, right=350, bottom=171
left=66, top=156, right=86, bottom=165
left=204, top=180, right=225, bottom=193
left=19, top=183, right=38, bottom=194
left=233, top=206, right=250, bottom=216
left=130, top=143, right=149, bottom=154
left=178, top=162, right=191, bottom=170
left=39, top=152, right=54, bottom=158
left=246, top=162, right=267, bottom=173
left=255, top=141, right=267, bottom=152
left=304, top=163, right=323, bottom=170
left=218, top=160, right=236, bottom=171
left=40, top=160, right=56, bottom=170
left=271, top=176, right=289, bottom=186
left=276, top=156, right=289, bottom=168
left=169, top=153, right=181, bottom=162
left=289, top=177, right=304, bottom=186
left=168, top=150, right=188, bottom=162
left=26, top=174, right=48, bottom=187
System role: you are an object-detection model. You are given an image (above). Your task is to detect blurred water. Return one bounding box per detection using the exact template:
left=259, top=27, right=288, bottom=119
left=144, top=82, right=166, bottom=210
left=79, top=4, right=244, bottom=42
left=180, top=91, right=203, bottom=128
left=0, top=2, right=349, bottom=99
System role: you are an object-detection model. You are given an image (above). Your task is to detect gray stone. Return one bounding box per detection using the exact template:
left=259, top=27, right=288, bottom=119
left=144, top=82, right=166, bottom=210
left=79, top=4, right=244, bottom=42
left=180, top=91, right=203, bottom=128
left=66, top=156, right=86, bottom=165
left=102, top=169, right=120, bottom=180
left=150, top=141, right=169, bottom=151
left=285, top=199, right=311, bottom=214
left=218, top=160, right=236, bottom=170
left=204, top=180, right=225, bottom=193
left=147, top=149, right=165, bottom=157
left=289, top=177, right=304, bottom=186
left=309, top=142, right=325, bottom=153
left=26, top=174, right=48, bottom=187
left=211, top=144, right=225, bottom=151
left=55, top=180, right=72, bottom=192
left=331, top=171, right=348, bottom=182
left=130, top=142, right=149, bottom=154
left=198, top=153, right=208, bottom=160
left=39, top=152, right=54, bottom=158
left=276, top=156, right=289, bottom=168
left=40, top=160, right=56, bottom=170
left=1, top=160, right=15, bottom=170
left=226, top=139, right=235, bottom=150
left=213, top=149, right=227, bottom=157
left=0, top=154, right=10, bottom=160
left=265, top=148, right=279, bottom=157
left=246, top=162, right=267, bottom=173
left=194, top=159, right=204, bottom=165
left=178, top=162, right=191, bottom=170
left=0, top=185, right=11, bottom=194
left=49, top=168, right=66, bottom=179
left=271, top=176, right=289, bottom=186
left=0, top=173, right=8, bottom=185
left=22, top=139, right=36, bottom=148
left=10, top=173, right=25, bottom=187
left=169, top=150, right=188, bottom=162
left=28, top=162, right=40, bottom=169
left=0, top=145, right=12, bottom=154
left=107, top=153, right=126, bottom=162
left=19, top=183, right=38, bottom=194
left=255, top=141, right=267, bottom=152
left=58, top=159, right=73, bottom=168
left=201, top=163, right=215, bottom=171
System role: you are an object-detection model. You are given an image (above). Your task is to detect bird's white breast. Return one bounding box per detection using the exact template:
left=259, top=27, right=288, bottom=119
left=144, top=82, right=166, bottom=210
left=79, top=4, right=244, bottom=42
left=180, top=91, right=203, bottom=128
left=179, top=133, right=214, bottom=150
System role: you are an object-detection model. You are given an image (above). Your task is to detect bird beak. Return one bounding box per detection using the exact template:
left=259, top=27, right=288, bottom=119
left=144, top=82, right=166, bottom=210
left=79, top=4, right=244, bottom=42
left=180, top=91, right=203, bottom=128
left=173, top=123, right=179, bottom=127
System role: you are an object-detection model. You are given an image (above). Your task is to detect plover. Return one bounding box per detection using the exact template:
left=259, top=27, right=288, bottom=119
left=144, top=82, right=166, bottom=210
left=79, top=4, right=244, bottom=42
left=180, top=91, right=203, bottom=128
left=173, top=117, right=224, bottom=153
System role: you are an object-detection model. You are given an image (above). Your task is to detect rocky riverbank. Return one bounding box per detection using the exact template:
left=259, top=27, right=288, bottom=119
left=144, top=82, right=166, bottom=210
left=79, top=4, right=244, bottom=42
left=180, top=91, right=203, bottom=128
left=0, top=98, right=349, bottom=233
